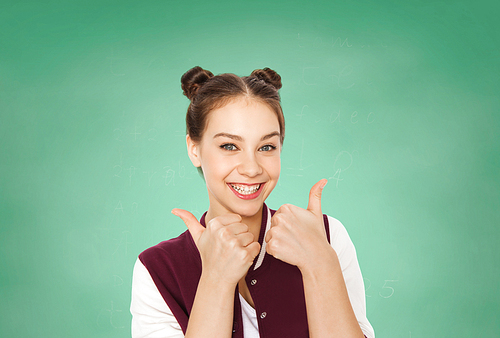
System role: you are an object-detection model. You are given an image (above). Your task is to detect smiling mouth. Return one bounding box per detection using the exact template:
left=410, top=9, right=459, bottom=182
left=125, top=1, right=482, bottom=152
left=229, top=183, right=261, bottom=195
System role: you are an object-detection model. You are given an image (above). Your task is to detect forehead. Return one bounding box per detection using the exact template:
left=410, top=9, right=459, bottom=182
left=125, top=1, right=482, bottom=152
left=204, top=98, right=280, bottom=136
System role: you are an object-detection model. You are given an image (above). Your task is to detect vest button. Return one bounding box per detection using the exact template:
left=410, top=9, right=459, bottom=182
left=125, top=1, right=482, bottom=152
left=260, top=312, right=267, bottom=319
left=251, top=279, right=257, bottom=286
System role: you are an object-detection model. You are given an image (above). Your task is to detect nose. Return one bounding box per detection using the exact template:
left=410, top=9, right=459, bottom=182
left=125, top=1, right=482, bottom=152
left=238, top=152, right=263, bottom=177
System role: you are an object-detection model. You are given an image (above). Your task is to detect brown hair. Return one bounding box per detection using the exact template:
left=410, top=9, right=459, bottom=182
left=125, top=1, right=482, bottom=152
left=181, top=66, right=285, bottom=144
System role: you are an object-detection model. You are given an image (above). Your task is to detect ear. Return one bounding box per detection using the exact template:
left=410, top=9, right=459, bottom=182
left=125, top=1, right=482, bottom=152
left=186, top=134, right=202, bottom=168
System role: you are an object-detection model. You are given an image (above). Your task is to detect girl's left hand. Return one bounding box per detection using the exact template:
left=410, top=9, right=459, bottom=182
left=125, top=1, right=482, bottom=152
left=265, top=179, right=334, bottom=271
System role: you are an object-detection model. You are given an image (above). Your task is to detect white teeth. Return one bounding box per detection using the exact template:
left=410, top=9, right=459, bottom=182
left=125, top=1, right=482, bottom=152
left=230, top=184, right=260, bottom=195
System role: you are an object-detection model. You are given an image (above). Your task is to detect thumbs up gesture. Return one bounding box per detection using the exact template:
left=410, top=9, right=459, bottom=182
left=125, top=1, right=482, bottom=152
left=172, top=209, right=261, bottom=285
left=265, top=179, right=331, bottom=270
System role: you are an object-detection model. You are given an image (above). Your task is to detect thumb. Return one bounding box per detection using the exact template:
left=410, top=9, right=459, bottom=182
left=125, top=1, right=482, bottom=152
left=307, top=179, right=327, bottom=215
left=172, top=208, right=204, bottom=244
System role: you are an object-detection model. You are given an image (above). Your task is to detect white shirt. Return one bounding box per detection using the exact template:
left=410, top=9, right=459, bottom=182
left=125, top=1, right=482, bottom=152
left=131, top=213, right=375, bottom=338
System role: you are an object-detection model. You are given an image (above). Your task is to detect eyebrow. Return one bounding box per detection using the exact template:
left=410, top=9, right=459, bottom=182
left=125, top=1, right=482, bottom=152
left=213, top=131, right=280, bottom=142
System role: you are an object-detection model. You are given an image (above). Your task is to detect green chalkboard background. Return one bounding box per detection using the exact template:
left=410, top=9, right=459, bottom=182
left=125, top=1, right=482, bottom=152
left=1, top=0, right=499, bottom=337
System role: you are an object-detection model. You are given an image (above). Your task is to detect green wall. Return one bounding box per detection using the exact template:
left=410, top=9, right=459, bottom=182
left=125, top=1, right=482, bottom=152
left=1, top=0, right=499, bottom=337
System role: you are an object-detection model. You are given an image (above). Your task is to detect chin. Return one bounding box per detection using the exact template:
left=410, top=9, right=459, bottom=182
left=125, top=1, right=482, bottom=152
left=229, top=202, right=264, bottom=219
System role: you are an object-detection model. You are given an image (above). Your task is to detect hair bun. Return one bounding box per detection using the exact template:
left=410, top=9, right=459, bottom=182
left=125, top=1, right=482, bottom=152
left=181, top=66, right=214, bottom=100
left=250, top=68, right=282, bottom=90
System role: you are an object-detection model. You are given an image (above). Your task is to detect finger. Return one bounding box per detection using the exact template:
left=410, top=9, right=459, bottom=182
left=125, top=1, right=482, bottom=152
left=270, top=210, right=288, bottom=228
left=265, top=238, right=276, bottom=258
left=236, top=232, right=255, bottom=247
left=265, top=227, right=273, bottom=243
left=246, top=241, right=261, bottom=260
left=207, top=213, right=242, bottom=228
left=225, top=222, right=249, bottom=236
left=269, top=209, right=285, bottom=231
left=172, top=208, right=204, bottom=243
left=307, top=179, right=327, bottom=215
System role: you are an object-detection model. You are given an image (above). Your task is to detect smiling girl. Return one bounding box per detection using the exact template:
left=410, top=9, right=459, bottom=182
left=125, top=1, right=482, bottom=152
left=130, top=67, right=375, bottom=338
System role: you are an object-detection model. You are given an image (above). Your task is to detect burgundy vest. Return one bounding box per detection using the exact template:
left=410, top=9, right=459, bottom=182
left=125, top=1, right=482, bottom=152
left=139, top=205, right=331, bottom=337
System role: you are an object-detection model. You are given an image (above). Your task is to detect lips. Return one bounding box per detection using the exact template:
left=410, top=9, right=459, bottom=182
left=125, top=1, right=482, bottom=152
left=228, top=183, right=264, bottom=200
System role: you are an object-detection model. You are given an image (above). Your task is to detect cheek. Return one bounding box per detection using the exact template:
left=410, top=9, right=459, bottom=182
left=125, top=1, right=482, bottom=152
left=202, top=154, right=238, bottom=179
left=264, top=156, right=281, bottom=179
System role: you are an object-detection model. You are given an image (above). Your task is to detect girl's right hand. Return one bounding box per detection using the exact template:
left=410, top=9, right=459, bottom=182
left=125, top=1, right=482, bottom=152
left=172, top=209, right=261, bottom=286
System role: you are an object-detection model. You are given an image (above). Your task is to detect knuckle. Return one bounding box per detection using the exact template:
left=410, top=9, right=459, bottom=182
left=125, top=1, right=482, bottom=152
left=267, top=240, right=278, bottom=253
left=272, top=213, right=285, bottom=225
left=243, top=230, right=254, bottom=240
left=271, top=225, right=283, bottom=237
left=228, top=237, right=239, bottom=247
left=266, top=227, right=275, bottom=238
left=207, top=218, right=219, bottom=229
left=265, top=245, right=273, bottom=255
left=238, top=249, right=250, bottom=262
left=218, top=227, right=230, bottom=240
left=279, top=204, right=291, bottom=212
left=228, top=214, right=242, bottom=224
left=240, top=250, right=252, bottom=261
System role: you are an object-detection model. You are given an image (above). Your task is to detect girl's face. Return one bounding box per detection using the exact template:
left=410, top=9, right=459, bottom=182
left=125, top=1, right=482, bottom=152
left=187, top=97, right=281, bottom=219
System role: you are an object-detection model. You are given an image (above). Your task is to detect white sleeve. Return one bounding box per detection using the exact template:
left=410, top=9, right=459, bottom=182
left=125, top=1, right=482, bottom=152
left=130, top=258, right=184, bottom=338
left=327, top=216, right=375, bottom=338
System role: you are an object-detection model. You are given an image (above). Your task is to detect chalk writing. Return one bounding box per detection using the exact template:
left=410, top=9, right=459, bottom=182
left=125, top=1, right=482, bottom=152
left=367, top=112, right=375, bottom=124
left=130, top=126, right=141, bottom=141
left=142, top=169, right=157, bottom=186
left=113, top=275, right=123, bottom=287
left=332, top=37, right=352, bottom=48
left=113, top=128, right=122, bottom=141
left=113, top=164, right=122, bottom=178
left=332, top=65, right=355, bottom=89
left=330, top=110, right=341, bottom=123
left=148, top=128, right=158, bottom=141
left=163, top=166, right=176, bottom=186
left=112, top=231, right=132, bottom=256
left=313, top=37, right=324, bottom=48
left=363, top=278, right=399, bottom=299
left=104, top=301, right=124, bottom=329
left=364, top=278, right=372, bottom=297
left=302, top=67, right=319, bottom=85
left=287, top=139, right=313, bottom=177
left=297, top=33, right=306, bottom=48
left=113, top=126, right=164, bottom=142
left=330, top=109, right=375, bottom=124
left=126, top=166, right=137, bottom=186
left=297, top=34, right=352, bottom=49
left=297, top=105, right=309, bottom=120
left=330, top=151, right=353, bottom=187
left=114, top=201, right=123, bottom=213
left=350, top=111, right=359, bottom=124
left=114, top=160, right=188, bottom=187
left=379, top=280, right=398, bottom=298
left=107, top=49, right=126, bottom=76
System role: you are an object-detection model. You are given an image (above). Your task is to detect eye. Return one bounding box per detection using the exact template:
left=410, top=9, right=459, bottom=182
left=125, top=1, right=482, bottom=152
left=220, top=143, right=238, bottom=151
left=259, top=144, right=277, bottom=152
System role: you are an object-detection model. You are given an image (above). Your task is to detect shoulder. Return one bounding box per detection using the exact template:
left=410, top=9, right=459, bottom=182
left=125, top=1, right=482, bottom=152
left=131, top=259, right=184, bottom=337
left=324, top=215, right=358, bottom=263
left=140, top=230, right=195, bottom=257
left=139, top=230, right=200, bottom=271
left=324, top=215, right=351, bottom=241
left=323, top=216, right=375, bottom=338
left=137, top=230, right=202, bottom=304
